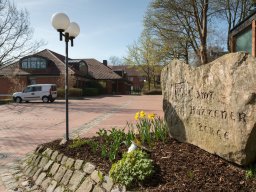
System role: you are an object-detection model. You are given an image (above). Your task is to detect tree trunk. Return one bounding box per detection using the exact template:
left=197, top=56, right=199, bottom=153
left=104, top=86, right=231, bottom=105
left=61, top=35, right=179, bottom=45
left=227, top=32, right=231, bottom=52
left=185, top=42, right=189, bottom=64
left=200, top=44, right=208, bottom=64
left=148, top=80, right=151, bottom=91
left=191, top=0, right=208, bottom=65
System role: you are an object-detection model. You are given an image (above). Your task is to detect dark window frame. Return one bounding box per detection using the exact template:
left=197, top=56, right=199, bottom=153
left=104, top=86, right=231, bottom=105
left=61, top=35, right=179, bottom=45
left=20, top=56, right=49, bottom=69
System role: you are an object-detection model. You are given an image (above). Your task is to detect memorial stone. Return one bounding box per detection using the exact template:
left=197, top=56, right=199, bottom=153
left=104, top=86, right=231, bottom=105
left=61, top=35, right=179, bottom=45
left=161, top=52, right=256, bottom=165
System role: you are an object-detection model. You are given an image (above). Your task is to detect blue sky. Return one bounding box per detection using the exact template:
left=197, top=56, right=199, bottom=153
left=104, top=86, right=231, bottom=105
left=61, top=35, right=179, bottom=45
left=12, top=0, right=151, bottom=62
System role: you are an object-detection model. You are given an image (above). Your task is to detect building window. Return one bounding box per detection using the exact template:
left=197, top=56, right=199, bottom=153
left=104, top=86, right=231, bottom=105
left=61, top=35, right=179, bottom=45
left=79, top=62, right=88, bottom=74
left=21, top=56, right=48, bottom=69
left=235, top=28, right=252, bottom=54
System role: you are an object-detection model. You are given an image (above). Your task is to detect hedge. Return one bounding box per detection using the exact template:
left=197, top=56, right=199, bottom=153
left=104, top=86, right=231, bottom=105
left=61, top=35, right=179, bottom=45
left=143, top=89, right=162, bottom=95
left=57, top=88, right=83, bottom=98
left=82, top=88, right=99, bottom=96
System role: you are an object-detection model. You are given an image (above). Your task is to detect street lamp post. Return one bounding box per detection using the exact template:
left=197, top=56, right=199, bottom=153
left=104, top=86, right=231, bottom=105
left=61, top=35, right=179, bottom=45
left=51, top=13, right=80, bottom=141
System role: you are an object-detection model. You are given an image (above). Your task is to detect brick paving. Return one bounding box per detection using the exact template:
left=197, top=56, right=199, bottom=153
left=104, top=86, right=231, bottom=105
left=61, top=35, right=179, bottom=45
left=0, top=95, right=163, bottom=191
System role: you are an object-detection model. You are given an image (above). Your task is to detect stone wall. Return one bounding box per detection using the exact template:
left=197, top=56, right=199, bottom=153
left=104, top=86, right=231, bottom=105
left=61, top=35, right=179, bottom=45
left=0, top=146, right=126, bottom=192
left=161, top=52, right=256, bottom=165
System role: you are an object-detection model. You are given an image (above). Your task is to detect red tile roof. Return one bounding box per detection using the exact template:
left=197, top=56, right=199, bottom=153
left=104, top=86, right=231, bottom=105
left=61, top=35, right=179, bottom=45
left=0, top=49, right=121, bottom=80
left=83, top=59, right=121, bottom=80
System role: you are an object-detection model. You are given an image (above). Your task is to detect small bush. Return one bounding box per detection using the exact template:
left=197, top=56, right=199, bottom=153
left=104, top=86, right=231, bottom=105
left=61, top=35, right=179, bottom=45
left=143, top=89, right=162, bottom=95
left=57, top=88, right=65, bottom=98
left=69, top=88, right=83, bottom=97
left=245, top=165, right=256, bottom=179
left=0, top=99, right=12, bottom=105
left=82, top=88, right=99, bottom=96
left=110, top=150, right=154, bottom=188
left=131, top=88, right=142, bottom=95
left=57, top=88, right=83, bottom=98
left=85, top=81, right=105, bottom=94
left=68, top=137, right=88, bottom=149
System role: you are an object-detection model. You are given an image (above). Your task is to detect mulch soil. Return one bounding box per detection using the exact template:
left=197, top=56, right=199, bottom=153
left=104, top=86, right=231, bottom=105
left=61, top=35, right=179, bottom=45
left=41, top=137, right=256, bottom=192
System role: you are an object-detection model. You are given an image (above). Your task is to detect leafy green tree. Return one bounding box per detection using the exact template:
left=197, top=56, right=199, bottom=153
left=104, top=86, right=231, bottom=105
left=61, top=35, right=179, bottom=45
left=124, top=31, right=169, bottom=91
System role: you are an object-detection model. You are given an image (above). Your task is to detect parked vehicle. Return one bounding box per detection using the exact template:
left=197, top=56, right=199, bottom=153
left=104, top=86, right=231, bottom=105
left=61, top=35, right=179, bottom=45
left=13, top=84, right=57, bottom=103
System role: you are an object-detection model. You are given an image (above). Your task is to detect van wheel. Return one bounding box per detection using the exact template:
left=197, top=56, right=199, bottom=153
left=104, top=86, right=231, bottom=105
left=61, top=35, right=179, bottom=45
left=50, top=99, right=55, bottom=103
left=15, top=97, right=22, bottom=103
left=42, top=96, right=49, bottom=103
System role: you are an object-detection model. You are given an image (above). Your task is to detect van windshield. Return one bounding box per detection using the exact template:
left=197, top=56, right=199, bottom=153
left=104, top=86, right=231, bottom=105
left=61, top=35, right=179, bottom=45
left=23, top=87, right=33, bottom=93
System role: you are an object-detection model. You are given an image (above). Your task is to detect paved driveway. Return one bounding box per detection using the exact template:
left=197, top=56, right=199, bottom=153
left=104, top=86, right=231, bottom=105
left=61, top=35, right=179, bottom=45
left=0, top=95, right=163, bottom=191
left=0, top=95, right=163, bottom=167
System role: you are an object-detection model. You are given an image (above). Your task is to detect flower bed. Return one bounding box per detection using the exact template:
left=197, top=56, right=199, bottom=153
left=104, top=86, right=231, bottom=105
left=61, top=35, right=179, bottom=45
left=24, top=111, right=256, bottom=191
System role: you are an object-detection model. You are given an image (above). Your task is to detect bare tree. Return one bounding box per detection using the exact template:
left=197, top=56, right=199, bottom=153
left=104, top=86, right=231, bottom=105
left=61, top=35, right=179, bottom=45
left=109, top=56, right=124, bottom=66
left=0, top=0, right=44, bottom=66
left=144, top=2, right=190, bottom=64
left=145, top=0, right=254, bottom=65
left=145, top=0, right=211, bottom=65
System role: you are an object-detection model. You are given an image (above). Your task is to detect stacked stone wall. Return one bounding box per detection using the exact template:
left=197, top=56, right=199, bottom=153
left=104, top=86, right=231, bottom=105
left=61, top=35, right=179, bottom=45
left=0, top=147, right=126, bottom=192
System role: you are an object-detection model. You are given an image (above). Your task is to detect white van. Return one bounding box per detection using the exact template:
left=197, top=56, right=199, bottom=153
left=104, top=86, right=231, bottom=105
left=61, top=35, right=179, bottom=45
left=13, top=84, right=57, bottom=103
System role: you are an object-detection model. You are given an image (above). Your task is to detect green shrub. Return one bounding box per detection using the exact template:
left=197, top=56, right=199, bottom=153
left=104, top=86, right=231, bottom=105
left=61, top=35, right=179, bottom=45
left=57, top=88, right=65, bottom=98
left=110, top=150, right=154, bottom=188
left=69, top=88, right=82, bottom=97
left=57, top=88, right=83, bottom=98
left=131, top=88, right=141, bottom=95
left=68, top=137, right=88, bottom=149
left=245, top=165, right=256, bottom=179
left=82, top=88, right=99, bottom=96
left=143, top=89, right=162, bottom=95
left=0, top=99, right=12, bottom=105
left=85, top=81, right=105, bottom=94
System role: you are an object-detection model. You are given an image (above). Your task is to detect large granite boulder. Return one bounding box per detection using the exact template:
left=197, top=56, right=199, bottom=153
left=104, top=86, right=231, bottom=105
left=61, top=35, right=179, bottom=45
left=161, top=52, right=256, bottom=165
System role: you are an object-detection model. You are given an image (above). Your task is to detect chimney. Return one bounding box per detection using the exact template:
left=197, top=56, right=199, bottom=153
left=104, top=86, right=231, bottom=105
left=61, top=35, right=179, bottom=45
left=103, top=60, right=108, bottom=66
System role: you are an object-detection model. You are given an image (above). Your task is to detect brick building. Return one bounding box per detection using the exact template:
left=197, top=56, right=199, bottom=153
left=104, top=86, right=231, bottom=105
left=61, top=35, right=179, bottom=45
left=0, top=49, right=130, bottom=94
left=111, top=65, right=161, bottom=92
left=112, top=65, right=146, bottom=91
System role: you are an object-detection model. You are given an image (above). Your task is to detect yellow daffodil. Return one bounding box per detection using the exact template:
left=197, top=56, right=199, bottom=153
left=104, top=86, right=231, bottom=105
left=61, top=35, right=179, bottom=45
left=147, top=113, right=156, bottom=120
left=134, top=112, right=139, bottom=120
left=139, top=110, right=146, bottom=118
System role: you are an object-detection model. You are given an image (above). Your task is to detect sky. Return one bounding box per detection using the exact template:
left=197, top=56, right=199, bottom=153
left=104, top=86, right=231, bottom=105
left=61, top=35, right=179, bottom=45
left=12, top=0, right=151, bottom=63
